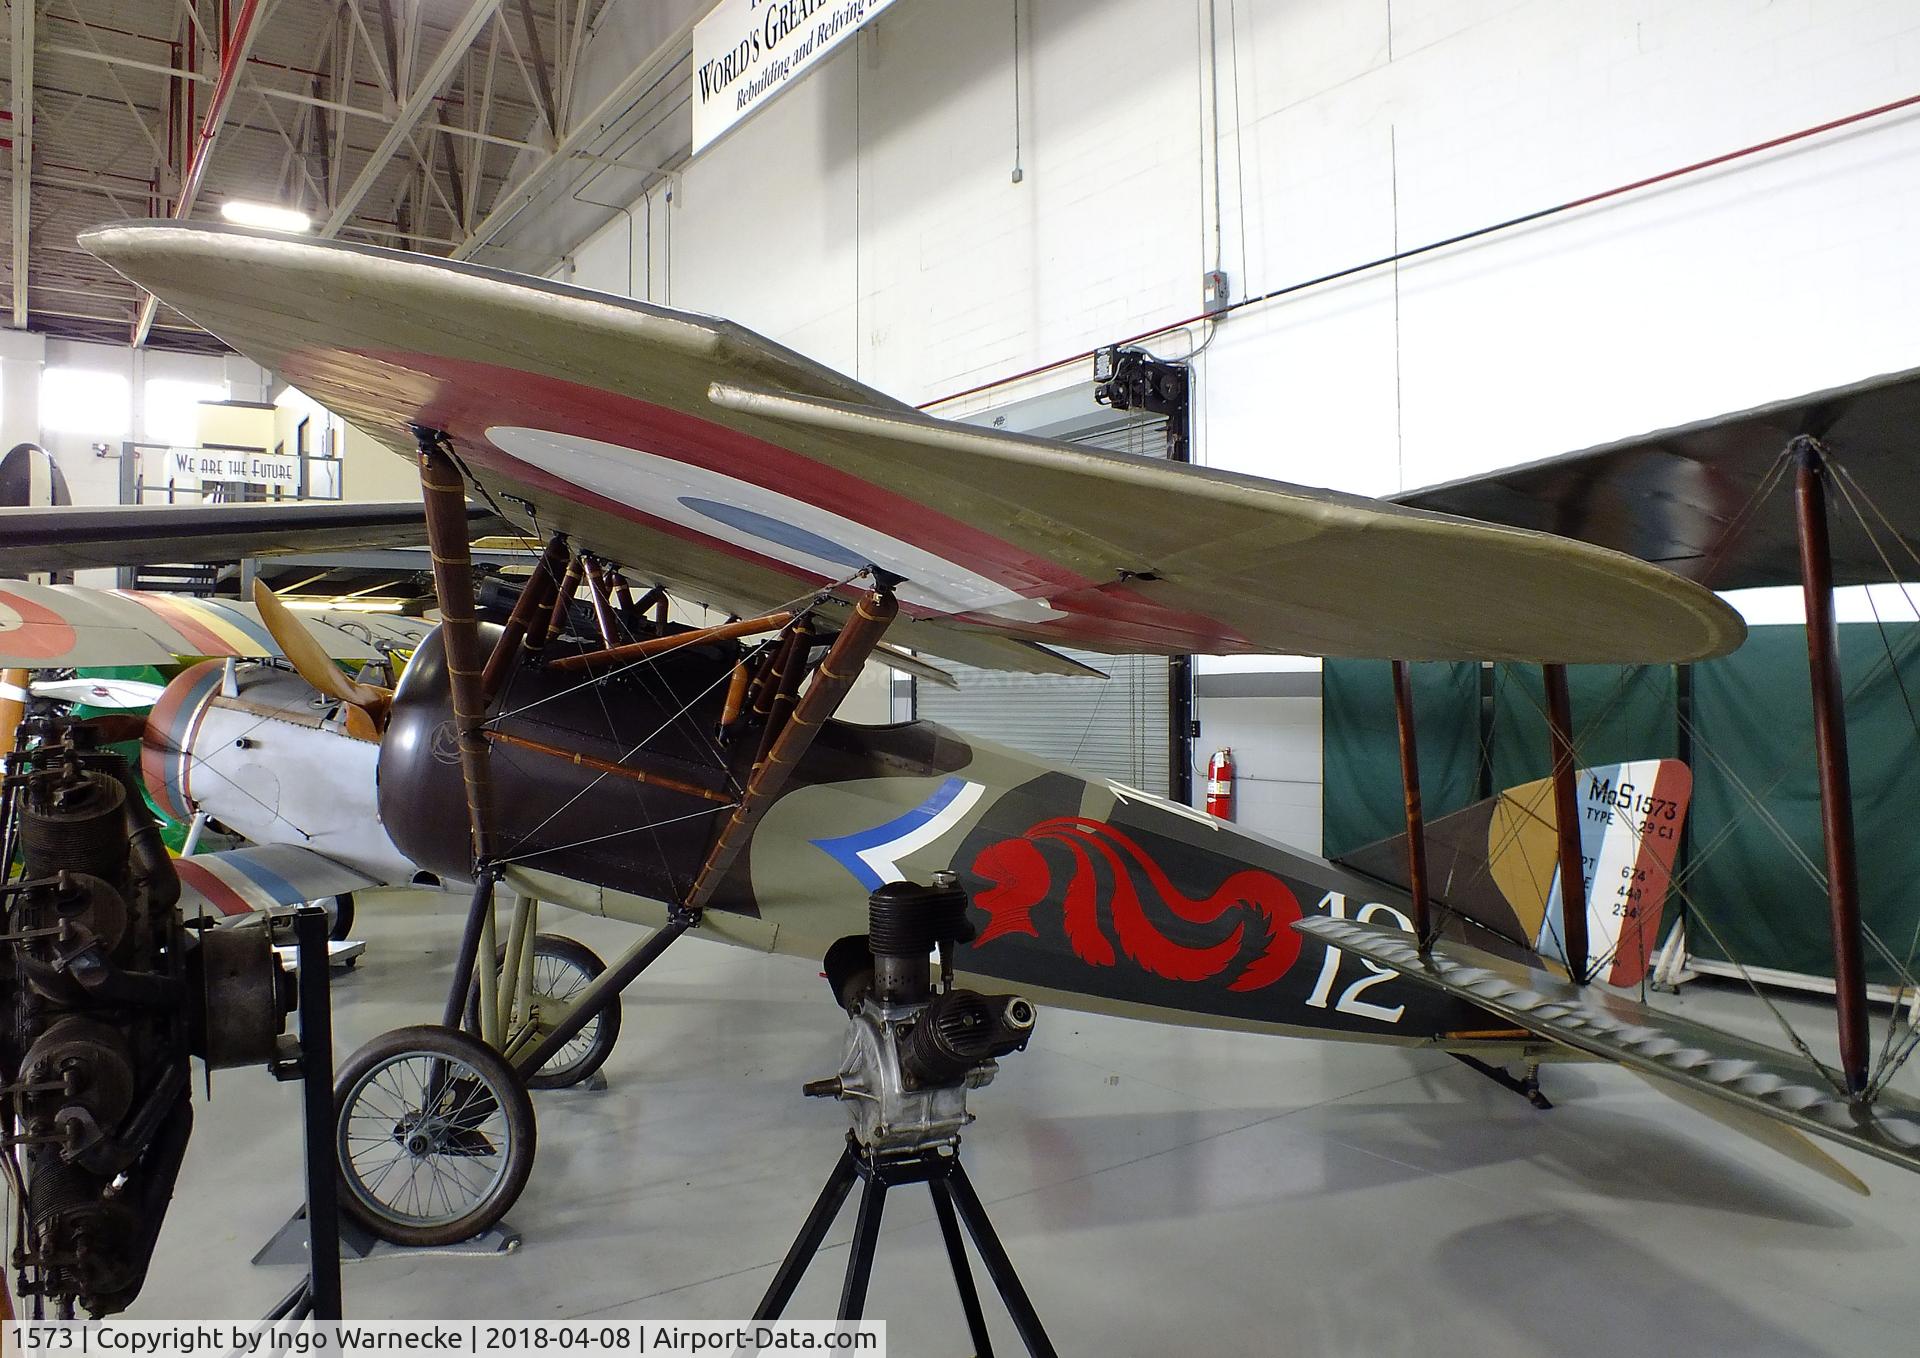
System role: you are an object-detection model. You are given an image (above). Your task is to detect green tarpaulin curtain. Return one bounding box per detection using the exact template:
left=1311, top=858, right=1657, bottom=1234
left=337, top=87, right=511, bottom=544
left=1687, top=623, right=1920, bottom=984
left=1322, top=626, right=1920, bottom=985
left=1321, top=659, right=1481, bottom=859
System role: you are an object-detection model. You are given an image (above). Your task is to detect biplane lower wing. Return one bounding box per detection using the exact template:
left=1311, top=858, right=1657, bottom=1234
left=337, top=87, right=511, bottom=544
left=0, top=499, right=506, bottom=577
left=175, top=844, right=380, bottom=921
left=1295, top=915, right=1920, bottom=1176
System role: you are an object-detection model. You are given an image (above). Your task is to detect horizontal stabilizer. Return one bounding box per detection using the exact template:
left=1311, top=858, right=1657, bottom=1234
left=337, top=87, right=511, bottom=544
left=176, top=845, right=380, bottom=921
left=1628, top=1071, right=1868, bottom=1196
left=1295, top=915, right=1920, bottom=1177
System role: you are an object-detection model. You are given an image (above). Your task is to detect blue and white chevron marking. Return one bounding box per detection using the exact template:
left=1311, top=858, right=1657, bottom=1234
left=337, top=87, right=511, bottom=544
left=811, top=777, right=987, bottom=890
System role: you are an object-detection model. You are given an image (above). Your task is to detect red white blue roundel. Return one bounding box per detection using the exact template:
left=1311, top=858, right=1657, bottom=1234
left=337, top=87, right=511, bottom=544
left=486, top=426, right=1063, bottom=622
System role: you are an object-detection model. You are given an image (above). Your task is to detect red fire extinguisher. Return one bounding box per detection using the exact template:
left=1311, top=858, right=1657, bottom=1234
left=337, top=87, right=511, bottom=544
left=1205, top=747, right=1234, bottom=820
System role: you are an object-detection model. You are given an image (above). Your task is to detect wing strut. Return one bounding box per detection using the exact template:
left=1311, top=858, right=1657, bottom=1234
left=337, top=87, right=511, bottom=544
left=414, top=428, right=505, bottom=1030
left=1390, top=660, right=1436, bottom=948
left=1793, top=437, right=1871, bottom=1095
left=1543, top=664, right=1591, bottom=983
left=685, top=584, right=898, bottom=913
left=481, top=533, right=568, bottom=702
left=510, top=582, right=899, bottom=1077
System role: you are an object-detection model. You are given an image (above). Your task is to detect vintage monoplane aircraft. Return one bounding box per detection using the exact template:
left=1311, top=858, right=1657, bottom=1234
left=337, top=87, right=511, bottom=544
left=7, top=221, right=1914, bottom=1251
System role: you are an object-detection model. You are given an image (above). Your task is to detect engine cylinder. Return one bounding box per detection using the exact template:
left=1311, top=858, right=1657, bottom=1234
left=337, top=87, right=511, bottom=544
left=21, top=770, right=127, bottom=884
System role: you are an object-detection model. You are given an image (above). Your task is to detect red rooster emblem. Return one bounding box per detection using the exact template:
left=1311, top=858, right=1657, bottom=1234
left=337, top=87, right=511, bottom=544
left=970, top=817, right=1303, bottom=992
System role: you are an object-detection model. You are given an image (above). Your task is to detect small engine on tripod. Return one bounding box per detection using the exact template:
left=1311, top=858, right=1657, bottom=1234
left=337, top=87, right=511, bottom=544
left=758, top=874, right=1059, bottom=1356
left=0, top=721, right=293, bottom=1316
left=809, top=873, right=1035, bottom=1153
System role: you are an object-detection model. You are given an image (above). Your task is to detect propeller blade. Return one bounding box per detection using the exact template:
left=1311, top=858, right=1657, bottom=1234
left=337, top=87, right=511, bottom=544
left=251, top=580, right=392, bottom=723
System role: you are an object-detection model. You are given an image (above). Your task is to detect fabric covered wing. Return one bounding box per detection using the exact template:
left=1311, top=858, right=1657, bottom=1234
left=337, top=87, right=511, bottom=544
left=0, top=500, right=504, bottom=576
left=175, top=844, right=381, bottom=920
left=1296, top=916, right=1920, bottom=1175
left=81, top=222, right=1743, bottom=665
left=1393, top=364, right=1920, bottom=591
left=0, top=582, right=385, bottom=668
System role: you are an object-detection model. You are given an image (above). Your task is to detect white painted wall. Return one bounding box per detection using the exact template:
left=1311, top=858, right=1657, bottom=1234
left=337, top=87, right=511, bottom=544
left=556, top=0, right=1920, bottom=840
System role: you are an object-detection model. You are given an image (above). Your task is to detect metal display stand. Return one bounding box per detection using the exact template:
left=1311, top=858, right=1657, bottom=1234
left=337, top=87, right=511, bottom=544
left=755, top=1137, right=1059, bottom=1358
left=259, top=907, right=345, bottom=1321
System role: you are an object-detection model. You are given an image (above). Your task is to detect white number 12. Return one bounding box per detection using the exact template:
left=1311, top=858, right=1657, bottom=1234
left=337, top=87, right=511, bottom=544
left=1304, top=891, right=1411, bottom=1023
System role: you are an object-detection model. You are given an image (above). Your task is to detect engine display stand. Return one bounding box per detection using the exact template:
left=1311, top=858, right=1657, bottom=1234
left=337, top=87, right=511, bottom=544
left=259, top=908, right=345, bottom=1321
left=754, top=1136, right=1058, bottom=1358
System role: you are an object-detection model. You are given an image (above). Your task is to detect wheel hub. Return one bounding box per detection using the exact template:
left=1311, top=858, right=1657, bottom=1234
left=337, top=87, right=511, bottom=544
left=394, top=1112, right=446, bottom=1158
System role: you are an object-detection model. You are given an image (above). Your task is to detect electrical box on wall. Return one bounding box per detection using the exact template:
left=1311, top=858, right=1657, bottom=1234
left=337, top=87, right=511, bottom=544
left=1202, top=270, right=1230, bottom=314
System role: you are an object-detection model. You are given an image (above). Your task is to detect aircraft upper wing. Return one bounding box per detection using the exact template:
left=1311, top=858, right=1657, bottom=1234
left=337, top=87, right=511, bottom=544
left=1393, top=365, right=1920, bottom=590
left=0, top=580, right=390, bottom=669
left=0, top=499, right=506, bottom=576
left=80, top=222, right=1744, bottom=666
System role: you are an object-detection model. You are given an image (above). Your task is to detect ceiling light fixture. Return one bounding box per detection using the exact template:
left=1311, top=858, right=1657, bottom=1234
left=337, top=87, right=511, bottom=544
left=219, top=200, right=312, bottom=232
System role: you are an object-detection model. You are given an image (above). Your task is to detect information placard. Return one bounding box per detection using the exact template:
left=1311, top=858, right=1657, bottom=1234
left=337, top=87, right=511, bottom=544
left=691, top=0, right=903, bottom=155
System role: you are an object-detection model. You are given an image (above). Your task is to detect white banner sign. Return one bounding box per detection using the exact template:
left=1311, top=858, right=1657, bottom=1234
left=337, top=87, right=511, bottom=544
left=167, top=447, right=299, bottom=487
left=692, top=0, right=902, bottom=154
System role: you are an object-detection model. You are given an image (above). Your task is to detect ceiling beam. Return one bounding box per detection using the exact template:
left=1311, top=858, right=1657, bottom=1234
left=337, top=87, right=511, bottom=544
left=320, top=0, right=501, bottom=237
left=45, top=45, right=542, bottom=151
left=453, top=5, right=702, bottom=262
left=11, top=0, right=35, bottom=328
left=133, top=0, right=272, bottom=345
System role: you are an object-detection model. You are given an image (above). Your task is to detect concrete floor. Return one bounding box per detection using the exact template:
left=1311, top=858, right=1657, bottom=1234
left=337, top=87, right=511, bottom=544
left=142, top=887, right=1920, bottom=1356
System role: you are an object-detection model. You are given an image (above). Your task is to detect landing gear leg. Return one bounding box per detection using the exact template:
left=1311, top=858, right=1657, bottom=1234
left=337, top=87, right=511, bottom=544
left=1451, top=1053, right=1552, bottom=1109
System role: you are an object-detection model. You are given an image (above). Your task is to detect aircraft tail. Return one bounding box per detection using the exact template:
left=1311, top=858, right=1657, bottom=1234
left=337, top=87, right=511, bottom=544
left=1335, top=759, right=1691, bottom=986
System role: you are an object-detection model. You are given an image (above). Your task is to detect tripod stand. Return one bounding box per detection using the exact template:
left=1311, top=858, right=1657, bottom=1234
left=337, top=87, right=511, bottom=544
left=754, top=1135, right=1058, bottom=1358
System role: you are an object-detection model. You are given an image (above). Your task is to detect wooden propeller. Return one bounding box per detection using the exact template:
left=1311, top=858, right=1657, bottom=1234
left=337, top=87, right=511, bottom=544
left=251, top=580, right=392, bottom=735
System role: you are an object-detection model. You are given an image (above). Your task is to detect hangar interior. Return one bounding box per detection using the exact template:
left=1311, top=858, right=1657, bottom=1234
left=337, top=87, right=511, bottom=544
left=2, top=1, right=1919, bottom=1352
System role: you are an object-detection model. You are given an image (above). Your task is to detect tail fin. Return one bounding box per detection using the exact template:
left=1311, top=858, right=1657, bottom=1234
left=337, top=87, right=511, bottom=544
left=1336, top=759, right=1691, bottom=986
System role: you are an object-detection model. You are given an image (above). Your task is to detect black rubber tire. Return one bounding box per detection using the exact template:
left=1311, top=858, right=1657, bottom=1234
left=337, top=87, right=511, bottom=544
left=328, top=892, right=356, bottom=941
left=333, top=1024, right=536, bottom=1248
left=467, top=934, right=620, bottom=1089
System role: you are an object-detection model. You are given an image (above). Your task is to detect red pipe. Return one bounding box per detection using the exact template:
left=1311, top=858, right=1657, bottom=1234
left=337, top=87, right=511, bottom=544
left=177, top=0, right=262, bottom=214
left=921, top=88, right=1920, bottom=410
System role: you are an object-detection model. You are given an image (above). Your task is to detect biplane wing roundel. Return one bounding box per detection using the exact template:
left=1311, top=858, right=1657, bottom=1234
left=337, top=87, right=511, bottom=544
left=79, top=223, right=1745, bottom=666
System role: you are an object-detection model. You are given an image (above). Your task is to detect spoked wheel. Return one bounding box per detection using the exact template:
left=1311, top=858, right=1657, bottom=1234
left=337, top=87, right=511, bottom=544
left=468, top=934, right=620, bottom=1090
left=334, top=1024, right=536, bottom=1247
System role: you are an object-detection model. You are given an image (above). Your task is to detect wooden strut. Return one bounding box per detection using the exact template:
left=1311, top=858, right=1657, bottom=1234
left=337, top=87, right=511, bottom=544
left=684, top=586, right=899, bottom=914
left=747, top=627, right=804, bottom=716
left=754, top=619, right=814, bottom=773
left=415, top=430, right=495, bottom=867
left=582, top=557, right=619, bottom=645
left=1792, top=436, right=1871, bottom=1096
left=481, top=534, right=568, bottom=702
left=1391, top=660, right=1434, bottom=947
left=632, top=585, right=670, bottom=628
left=544, top=556, right=584, bottom=641
left=548, top=611, right=797, bottom=673
left=720, top=662, right=752, bottom=729
left=487, top=728, right=735, bottom=804
left=1542, top=664, right=1590, bottom=984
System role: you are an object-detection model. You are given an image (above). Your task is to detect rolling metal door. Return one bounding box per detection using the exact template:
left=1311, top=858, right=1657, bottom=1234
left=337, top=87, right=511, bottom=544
left=914, top=414, right=1173, bottom=796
